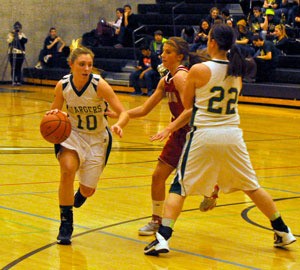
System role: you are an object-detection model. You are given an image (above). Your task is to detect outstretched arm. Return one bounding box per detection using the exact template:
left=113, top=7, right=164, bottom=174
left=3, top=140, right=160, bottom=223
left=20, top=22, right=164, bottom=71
left=126, top=77, right=165, bottom=118
left=150, top=108, right=192, bottom=142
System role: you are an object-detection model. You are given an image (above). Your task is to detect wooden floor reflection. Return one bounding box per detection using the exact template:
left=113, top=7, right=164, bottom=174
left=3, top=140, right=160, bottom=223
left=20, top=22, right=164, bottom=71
left=0, top=84, right=299, bottom=270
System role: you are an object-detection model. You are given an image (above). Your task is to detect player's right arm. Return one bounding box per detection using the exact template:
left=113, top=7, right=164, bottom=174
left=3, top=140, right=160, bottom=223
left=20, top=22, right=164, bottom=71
left=127, top=77, right=165, bottom=118
left=50, top=80, right=65, bottom=111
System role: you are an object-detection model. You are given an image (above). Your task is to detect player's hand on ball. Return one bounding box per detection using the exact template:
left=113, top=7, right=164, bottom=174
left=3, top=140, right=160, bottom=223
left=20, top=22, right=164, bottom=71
left=46, top=109, right=67, bottom=116
left=46, top=109, right=59, bottom=115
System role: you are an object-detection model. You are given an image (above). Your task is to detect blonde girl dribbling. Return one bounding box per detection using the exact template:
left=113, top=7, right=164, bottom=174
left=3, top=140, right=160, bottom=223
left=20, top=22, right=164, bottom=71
left=49, top=46, right=129, bottom=245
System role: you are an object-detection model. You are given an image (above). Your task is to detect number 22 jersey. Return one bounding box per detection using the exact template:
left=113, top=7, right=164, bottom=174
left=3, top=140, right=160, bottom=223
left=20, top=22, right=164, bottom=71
left=192, top=59, right=242, bottom=128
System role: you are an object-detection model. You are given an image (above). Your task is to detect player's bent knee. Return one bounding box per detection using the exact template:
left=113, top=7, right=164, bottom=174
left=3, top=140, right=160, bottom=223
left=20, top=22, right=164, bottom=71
left=80, top=185, right=96, bottom=197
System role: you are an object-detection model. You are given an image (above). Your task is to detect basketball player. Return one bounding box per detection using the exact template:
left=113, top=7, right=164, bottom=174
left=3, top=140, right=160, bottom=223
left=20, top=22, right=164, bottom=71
left=113, top=37, right=217, bottom=236
left=144, top=24, right=296, bottom=256
left=48, top=46, right=129, bottom=245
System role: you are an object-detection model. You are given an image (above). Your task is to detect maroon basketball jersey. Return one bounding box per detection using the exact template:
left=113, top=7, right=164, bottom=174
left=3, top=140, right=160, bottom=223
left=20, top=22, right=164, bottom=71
left=164, top=65, right=189, bottom=127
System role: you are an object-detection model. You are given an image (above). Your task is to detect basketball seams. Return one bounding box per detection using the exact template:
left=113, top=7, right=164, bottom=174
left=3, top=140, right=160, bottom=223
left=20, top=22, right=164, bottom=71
left=40, top=111, right=71, bottom=144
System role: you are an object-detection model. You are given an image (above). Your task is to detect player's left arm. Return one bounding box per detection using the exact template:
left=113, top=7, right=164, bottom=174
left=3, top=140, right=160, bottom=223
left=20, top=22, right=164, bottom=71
left=150, top=107, right=192, bottom=142
left=257, top=51, right=272, bottom=60
left=171, top=71, right=192, bottom=129
left=97, top=77, right=129, bottom=137
left=150, top=71, right=191, bottom=142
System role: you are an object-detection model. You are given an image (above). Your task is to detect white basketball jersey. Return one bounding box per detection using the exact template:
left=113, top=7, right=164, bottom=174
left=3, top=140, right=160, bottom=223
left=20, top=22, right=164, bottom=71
left=191, top=59, right=242, bottom=128
left=61, top=73, right=108, bottom=133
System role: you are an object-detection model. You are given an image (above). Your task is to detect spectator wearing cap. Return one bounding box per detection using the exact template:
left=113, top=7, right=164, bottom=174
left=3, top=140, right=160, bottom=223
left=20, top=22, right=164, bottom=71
left=149, top=30, right=168, bottom=58
left=235, top=19, right=255, bottom=56
left=261, top=8, right=281, bottom=40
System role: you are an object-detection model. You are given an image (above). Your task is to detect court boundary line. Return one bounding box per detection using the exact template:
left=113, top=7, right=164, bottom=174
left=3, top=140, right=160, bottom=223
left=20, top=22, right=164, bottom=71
left=2, top=197, right=299, bottom=270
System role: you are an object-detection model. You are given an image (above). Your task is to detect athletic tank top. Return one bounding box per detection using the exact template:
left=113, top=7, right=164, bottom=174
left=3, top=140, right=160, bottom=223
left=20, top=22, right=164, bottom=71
left=191, top=59, right=242, bottom=128
left=62, top=73, right=108, bottom=133
left=164, top=65, right=190, bottom=131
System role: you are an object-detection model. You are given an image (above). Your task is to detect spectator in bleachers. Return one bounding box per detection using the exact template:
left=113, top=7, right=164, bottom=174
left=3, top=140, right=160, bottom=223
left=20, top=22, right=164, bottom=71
left=248, top=6, right=266, bottom=36
left=35, top=27, right=66, bottom=69
left=129, top=44, right=160, bottom=96
left=190, top=19, right=210, bottom=52
left=108, top=7, right=124, bottom=35
left=235, top=19, right=256, bottom=56
left=262, top=0, right=280, bottom=14
left=281, top=0, right=299, bottom=26
left=82, top=19, right=115, bottom=47
left=180, top=26, right=196, bottom=48
left=261, top=8, right=281, bottom=40
left=226, top=18, right=234, bottom=27
left=115, top=4, right=139, bottom=48
left=205, top=7, right=223, bottom=26
left=252, top=35, right=280, bottom=81
left=149, top=30, right=168, bottom=59
left=295, top=6, right=300, bottom=28
left=221, top=8, right=235, bottom=26
left=273, top=24, right=289, bottom=54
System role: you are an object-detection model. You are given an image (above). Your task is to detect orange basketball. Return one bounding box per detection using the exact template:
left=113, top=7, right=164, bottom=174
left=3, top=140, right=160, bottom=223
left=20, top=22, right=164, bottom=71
left=40, top=110, right=71, bottom=144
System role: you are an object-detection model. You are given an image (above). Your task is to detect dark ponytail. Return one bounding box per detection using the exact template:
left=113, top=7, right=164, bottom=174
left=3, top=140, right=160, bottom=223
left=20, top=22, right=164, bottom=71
left=227, top=44, right=248, bottom=77
left=209, top=24, right=248, bottom=77
left=188, top=52, right=204, bottom=68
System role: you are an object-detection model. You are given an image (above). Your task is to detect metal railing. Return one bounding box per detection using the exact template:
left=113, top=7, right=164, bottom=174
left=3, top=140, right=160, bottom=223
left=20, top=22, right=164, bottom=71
left=172, top=1, right=185, bottom=36
left=132, top=25, right=146, bottom=63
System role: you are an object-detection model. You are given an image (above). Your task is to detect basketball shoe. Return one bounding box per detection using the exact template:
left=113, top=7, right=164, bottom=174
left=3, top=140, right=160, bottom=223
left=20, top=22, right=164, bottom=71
left=144, top=232, right=169, bottom=256
left=200, top=185, right=219, bottom=212
left=74, top=188, right=87, bottom=208
left=274, top=227, right=296, bottom=247
left=139, top=220, right=160, bottom=236
left=57, top=221, right=73, bottom=245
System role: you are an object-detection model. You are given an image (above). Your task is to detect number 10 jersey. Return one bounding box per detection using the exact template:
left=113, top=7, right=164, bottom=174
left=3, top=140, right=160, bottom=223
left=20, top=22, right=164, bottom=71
left=62, top=73, right=108, bottom=134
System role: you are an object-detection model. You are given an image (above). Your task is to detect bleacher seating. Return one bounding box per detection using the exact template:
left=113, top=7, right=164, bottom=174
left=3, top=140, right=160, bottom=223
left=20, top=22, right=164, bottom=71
left=23, top=0, right=300, bottom=107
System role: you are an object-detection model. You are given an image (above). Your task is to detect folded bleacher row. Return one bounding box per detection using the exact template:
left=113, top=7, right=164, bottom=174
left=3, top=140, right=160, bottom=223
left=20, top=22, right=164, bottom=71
left=23, top=0, right=300, bottom=107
